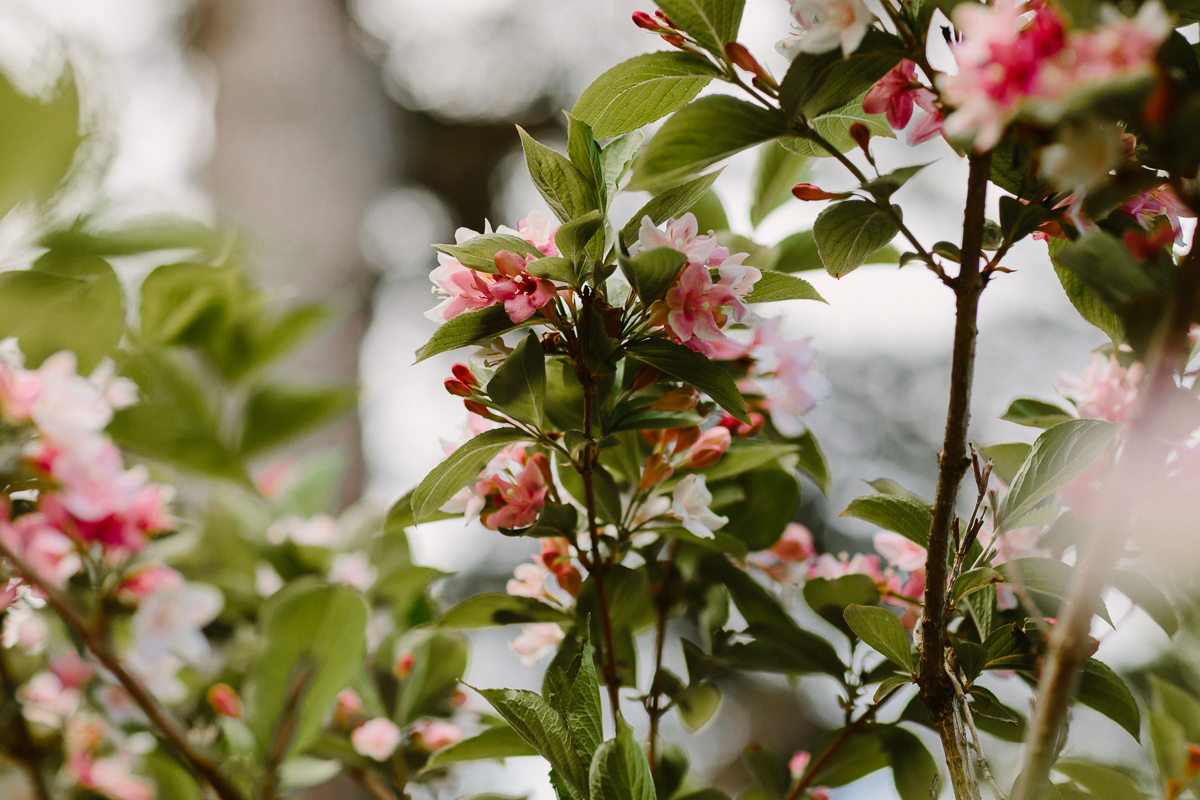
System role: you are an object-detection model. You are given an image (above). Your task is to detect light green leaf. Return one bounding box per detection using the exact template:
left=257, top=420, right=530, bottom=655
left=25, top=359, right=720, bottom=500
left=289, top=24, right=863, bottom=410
left=247, top=582, right=369, bottom=757
left=279, top=758, right=342, bottom=791
left=1149, top=709, right=1186, bottom=779
left=750, top=142, right=809, bottom=228
left=676, top=683, right=722, bottom=732
left=814, top=200, right=900, bottom=278
left=567, top=113, right=605, bottom=208
left=743, top=270, right=825, bottom=303
left=486, top=332, right=547, bottom=428
left=843, top=605, right=913, bottom=671
left=588, top=723, right=656, bottom=800
left=0, top=69, right=81, bottom=219
left=778, top=30, right=902, bottom=121
left=841, top=494, right=932, bottom=549
left=239, top=383, right=357, bottom=456
left=772, top=230, right=821, bottom=273
left=397, top=632, right=468, bottom=724
left=435, top=233, right=544, bottom=272
left=1053, top=261, right=1124, bottom=344
left=573, top=52, right=720, bottom=139
left=978, top=442, right=1031, bottom=486
left=998, top=558, right=1112, bottom=625
left=477, top=688, right=589, bottom=793
left=423, top=726, right=539, bottom=769
left=874, top=674, right=912, bottom=703
left=793, top=428, right=831, bottom=494
left=654, top=0, right=745, bottom=53
left=409, top=428, right=530, bottom=522
left=1109, top=569, right=1177, bottom=636
left=620, top=170, right=723, bottom=247
left=1001, top=397, right=1076, bottom=428
left=547, top=628, right=603, bottom=767
left=625, top=338, right=749, bottom=423
left=779, top=94, right=893, bottom=158
left=554, top=211, right=604, bottom=278
left=599, top=131, right=643, bottom=198
left=415, top=305, right=532, bottom=362
left=518, top=127, right=598, bottom=223
left=951, top=567, right=1004, bottom=605
left=618, top=246, right=688, bottom=305
left=1053, top=760, right=1145, bottom=800
left=997, top=419, right=1119, bottom=530
left=630, top=96, right=787, bottom=193
left=434, top=594, right=571, bottom=629
left=804, top=575, right=880, bottom=636
left=1150, top=676, right=1200, bottom=741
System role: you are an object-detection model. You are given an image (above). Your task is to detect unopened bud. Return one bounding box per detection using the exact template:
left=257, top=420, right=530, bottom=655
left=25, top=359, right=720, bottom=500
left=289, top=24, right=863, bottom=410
left=725, top=43, right=761, bottom=75
left=719, top=411, right=764, bottom=437
left=792, top=183, right=848, bottom=202
left=451, top=363, right=479, bottom=387
left=632, top=11, right=670, bottom=32
left=394, top=651, right=415, bottom=679
left=333, top=689, right=363, bottom=729
left=207, top=683, right=241, bottom=718
left=850, top=123, right=872, bottom=155
left=684, top=427, right=731, bottom=469
left=639, top=453, right=675, bottom=490
left=673, top=426, right=701, bottom=453
left=632, top=365, right=661, bottom=392
left=651, top=387, right=699, bottom=412
left=664, top=33, right=688, bottom=49
left=445, top=378, right=473, bottom=397
left=464, top=399, right=505, bottom=422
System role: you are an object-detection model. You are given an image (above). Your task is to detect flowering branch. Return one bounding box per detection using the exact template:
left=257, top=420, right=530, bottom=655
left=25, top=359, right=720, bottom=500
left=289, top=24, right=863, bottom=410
left=0, top=632, right=52, bottom=800
left=0, top=540, right=247, bottom=800
left=917, top=150, right=992, bottom=800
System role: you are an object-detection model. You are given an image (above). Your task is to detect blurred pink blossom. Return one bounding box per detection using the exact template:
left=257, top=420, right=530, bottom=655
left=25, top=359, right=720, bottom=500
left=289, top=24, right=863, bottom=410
left=1057, top=353, right=1143, bottom=422
left=511, top=622, right=565, bottom=664
left=352, top=717, right=402, bottom=761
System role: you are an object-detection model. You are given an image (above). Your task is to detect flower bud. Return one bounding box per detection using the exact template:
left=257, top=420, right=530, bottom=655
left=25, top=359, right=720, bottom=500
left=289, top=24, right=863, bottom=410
left=394, top=650, right=415, bottom=679
left=207, top=683, right=242, bottom=718
left=673, top=426, right=701, bottom=453
left=719, top=411, right=764, bottom=437
left=632, top=10, right=667, bottom=31
left=632, top=365, right=661, bottom=392
left=451, top=363, right=479, bottom=387
left=464, top=399, right=506, bottom=422
left=792, top=183, right=849, bottom=202
left=684, top=427, right=731, bottom=468
left=651, top=387, right=698, bottom=412
left=639, top=453, right=675, bottom=491
left=850, top=122, right=872, bottom=155
left=333, top=689, right=364, bottom=729
left=725, top=42, right=761, bottom=76
left=444, top=378, right=473, bottom=397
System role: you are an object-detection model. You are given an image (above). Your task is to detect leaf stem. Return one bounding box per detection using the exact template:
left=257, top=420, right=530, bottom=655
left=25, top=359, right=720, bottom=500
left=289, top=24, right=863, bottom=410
left=0, top=541, right=246, bottom=800
left=257, top=664, right=314, bottom=800
left=917, top=150, right=991, bottom=800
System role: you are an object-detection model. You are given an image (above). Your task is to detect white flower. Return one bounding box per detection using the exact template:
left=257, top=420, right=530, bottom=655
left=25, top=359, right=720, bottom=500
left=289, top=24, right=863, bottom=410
left=124, top=582, right=223, bottom=703
left=254, top=562, right=283, bottom=597
left=510, top=623, right=565, bottom=665
left=267, top=514, right=339, bottom=547
left=777, top=0, right=874, bottom=58
left=88, top=359, right=138, bottom=410
left=351, top=717, right=402, bottom=761
left=329, top=551, right=377, bottom=590
left=2, top=605, right=49, bottom=651
left=1040, top=120, right=1126, bottom=198
left=671, top=475, right=728, bottom=539
left=19, top=672, right=81, bottom=727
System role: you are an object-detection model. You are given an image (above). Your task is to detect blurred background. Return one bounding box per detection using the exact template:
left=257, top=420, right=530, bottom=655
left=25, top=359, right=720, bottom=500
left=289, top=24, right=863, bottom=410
left=1, top=0, right=1174, bottom=797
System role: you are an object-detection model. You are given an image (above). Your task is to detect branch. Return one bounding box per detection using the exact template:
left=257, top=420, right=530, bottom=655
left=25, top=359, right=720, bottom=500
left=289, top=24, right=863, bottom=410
left=0, top=632, right=53, bottom=800
left=917, top=150, right=991, bottom=800
left=257, top=664, right=313, bottom=800
left=0, top=542, right=246, bottom=800
left=782, top=691, right=893, bottom=800
left=945, top=658, right=1006, bottom=800
left=1013, top=232, right=1200, bottom=800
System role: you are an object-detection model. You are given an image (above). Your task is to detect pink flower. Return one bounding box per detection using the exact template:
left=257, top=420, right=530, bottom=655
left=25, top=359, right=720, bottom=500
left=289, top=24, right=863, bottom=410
left=510, top=622, right=565, bottom=664
left=116, top=564, right=183, bottom=602
left=73, top=757, right=155, bottom=800
left=777, top=0, right=874, bottom=58
left=516, top=211, right=560, bottom=255
left=507, top=562, right=551, bottom=598
left=19, top=671, right=82, bottom=727
left=807, top=552, right=885, bottom=584
left=538, top=538, right=582, bottom=597
left=789, top=750, right=811, bottom=778
left=1121, top=184, right=1194, bottom=242
left=334, top=689, right=364, bottom=728
left=864, top=60, right=934, bottom=130
left=0, top=509, right=81, bottom=588
left=1057, top=353, right=1143, bottom=422
left=873, top=532, right=927, bottom=572
left=352, top=717, right=402, bottom=761
left=636, top=213, right=717, bottom=265
left=476, top=454, right=550, bottom=530
left=0, top=361, right=42, bottom=423
left=683, top=427, right=731, bottom=469
left=488, top=250, right=556, bottom=323
left=410, top=718, right=464, bottom=752
left=425, top=257, right=496, bottom=323
left=329, top=551, right=377, bottom=590
left=207, top=683, right=242, bottom=718
left=906, top=91, right=945, bottom=146
left=748, top=523, right=816, bottom=583
left=653, top=262, right=737, bottom=356
left=0, top=581, right=16, bottom=613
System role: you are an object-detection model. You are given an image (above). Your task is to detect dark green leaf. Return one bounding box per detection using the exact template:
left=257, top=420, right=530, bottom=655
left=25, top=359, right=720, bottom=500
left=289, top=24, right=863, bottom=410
left=721, top=467, right=801, bottom=551
left=772, top=230, right=822, bottom=273
left=567, top=114, right=605, bottom=208
left=875, top=674, right=912, bottom=703
left=1077, top=658, right=1140, bottom=741
left=239, top=383, right=357, bottom=455
left=415, top=305, right=532, bottom=362
left=780, top=30, right=903, bottom=120
left=743, top=270, right=825, bottom=303
left=477, top=688, right=589, bottom=792
left=423, top=726, right=539, bottom=769
left=880, top=726, right=939, bottom=800
left=397, top=632, right=469, bottom=723
left=654, top=0, right=745, bottom=53
left=625, top=338, right=749, bottom=423
left=435, top=594, right=571, bottom=629
left=743, top=744, right=790, bottom=799
left=779, top=95, right=893, bottom=158
left=518, top=127, right=598, bottom=223
left=620, top=170, right=723, bottom=247
left=1109, top=569, right=1177, bottom=637
left=630, top=96, right=787, bottom=193
left=685, top=441, right=798, bottom=483
left=809, top=729, right=889, bottom=786
left=589, top=723, right=656, bottom=800
left=804, top=575, right=880, bottom=636
left=486, top=332, right=547, bottom=428
left=793, top=428, right=832, bottom=494
left=750, top=142, right=810, bottom=228
left=554, top=211, right=604, bottom=278
left=1053, top=262, right=1124, bottom=344
left=618, top=246, right=688, bottom=305
left=951, top=567, right=1004, bottom=605
left=435, top=233, right=544, bottom=272
left=814, top=200, right=900, bottom=278
left=573, top=52, right=721, bottom=139
left=527, top=503, right=580, bottom=538
left=843, top=605, right=913, bottom=671
left=862, top=163, right=930, bottom=202
left=953, top=641, right=988, bottom=684
left=409, top=428, right=530, bottom=522
left=841, top=494, right=932, bottom=548
left=1001, top=397, right=1076, bottom=429
left=998, top=558, right=1112, bottom=625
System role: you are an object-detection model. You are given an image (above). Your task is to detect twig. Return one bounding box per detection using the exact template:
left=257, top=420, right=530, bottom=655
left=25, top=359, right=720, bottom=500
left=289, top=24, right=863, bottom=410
left=916, top=150, right=992, bottom=800
left=945, top=658, right=1007, bottom=800
left=0, top=541, right=246, bottom=800
left=257, top=663, right=314, bottom=800
left=0, top=632, right=53, bottom=800
left=348, top=767, right=398, bottom=800
left=646, top=540, right=679, bottom=781
left=782, top=692, right=894, bottom=800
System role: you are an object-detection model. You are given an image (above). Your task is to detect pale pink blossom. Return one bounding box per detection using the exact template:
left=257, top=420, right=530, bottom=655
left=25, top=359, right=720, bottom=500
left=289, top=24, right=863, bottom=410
left=864, top=60, right=937, bottom=131
left=64, top=714, right=154, bottom=800
left=1057, top=353, right=1143, bottom=423
left=873, top=532, right=927, bottom=572
left=19, top=671, right=82, bottom=727
left=476, top=454, right=550, bottom=530
left=410, top=718, right=464, bottom=751
left=789, top=750, right=811, bottom=778
left=777, top=0, right=874, bottom=58
left=329, top=551, right=377, bottom=590
left=807, top=552, right=886, bottom=584
left=116, top=564, right=183, bottom=602
left=635, top=213, right=717, bottom=265
left=352, top=717, right=402, bottom=761
left=672, top=475, right=728, bottom=539
left=488, top=250, right=556, bottom=323
left=124, top=580, right=223, bottom=703
left=267, top=514, right=340, bottom=547
left=50, top=648, right=95, bottom=690
left=29, top=352, right=114, bottom=438
left=0, top=509, right=81, bottom=587
left=514, top=211, right=560, bottom=256
left=654, top=262, right=737, bottom=357
left=2, top=605, right=49, bottom=650
left=87, top=359, right=138, bottom=411
left=748, top=523, right=816, bottom=583
left=511, top=622, right=565, bottom=664
left=334, top=689, right=364, bottom=728
left=1122, top=184, right=1195, bottom=242
left=507, top=562, right=551, bottom=599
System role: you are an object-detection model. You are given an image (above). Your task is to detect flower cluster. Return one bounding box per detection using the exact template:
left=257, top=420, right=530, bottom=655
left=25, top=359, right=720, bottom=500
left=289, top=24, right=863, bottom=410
left=863, top=60, right=944, bottom=146
left=940, top=0, right=1172, bottom=150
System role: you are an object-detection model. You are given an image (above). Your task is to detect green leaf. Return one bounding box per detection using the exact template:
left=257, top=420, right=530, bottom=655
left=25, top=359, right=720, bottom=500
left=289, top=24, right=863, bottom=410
left=843, top=605, right=913, bottom=671
left=247, top=581, right=369, bottom=757
left=779, top=95, right=893, bottom=159
left=1053, top=760, right=1145, bottom=800
left=1053, top=231, right=1160, bottom=315
left=527, top=503, right=581, bottom=538
left=630, top=96, right=787, bottom=193
left=779, top=30, right=903, bottom=120
left=676, top=682, right=722, bottom=732
left=478, top=688, right=589, bottom=793
left=814, top=200, right=900, bottom=278
left=750, top=142, right=809, bottom=228
left=0, top=261, right=123, bottom=373
left=1149, top=710, right=1187, bottom=779
left=435, top=233, right=544, bottom=272
left=720, top=467, right=801, bottom=551
left=841, top=494, right=932, bottom=549
left=1151, top=677, right=1200, bottom=741
left=809, top=729, right=889, bottom=786
left=625, top=338, right=749, bottom=423
left=690, top=188, right=730, bottom=234
left=875, top=674, right=912, bottom=703
left=239, top=383, right=357, bottom=456
left=573, top=52, right=721, bottom=139
left=654, top=0, right=745, bottom=53
left=278, top=758, right=342, bottom=791
left=554, top=211, right=604, bottom=277
left=804, top=575, right=880, bottom=636
left=397, top=632, right=468, bottom=723
left=618, top=246, right=688, bottom=305
left=620, top=170, right=723, bottom=247
left=409, top=428, right=530, bottom=522
left=143, top=751, right=205, bottom=800
left=1053, top=261, right=1124, bottom=344
left=549, top=627, right=603, bottom=767
left=415, top=305, right=531, bottom=362
left=862, top=163, right=931, bottom=202
left=599, top=131, right=643, bottom=198
left=793, top=428, right=831, bottom=494
left=978, top=442, right=1031, bottom=486
left=526, top=256, right=579, bottom=284
left=1077, top=658, right=1140, bottom=741
left=998, top=558, right=1112, bottom=625
left=772, top=230, right=821, bottom=273
left=589, top=723, right=656, bottom=800
left=880, top=726, right=939, bottom=800
left=425, top=727, right=539, bottom=770
left=743, top=744, right=790, bottom=799
left=1001, top=397, right=1076, bottom=429
left=953, top=641, right=988, bottom=684
left=486, top=332, right=547, bottom=428
left=951, top=567, right=1003, bottom=605
left=435, top=594, right=571, bottom=629
left=518, top=127, right=598, bottom=223
left=0, top=69, right=82, bottom=219
left=567, top=114, right=605, bottom=208
left=997, top=419, right=1119, bottom=530
left=1109, top=569, right=1177, bottom=637
left=742, top=270, right=825, bottom=304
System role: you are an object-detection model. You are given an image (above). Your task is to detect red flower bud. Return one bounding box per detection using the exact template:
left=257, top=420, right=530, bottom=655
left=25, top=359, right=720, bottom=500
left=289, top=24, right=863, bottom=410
left=651, top=387, right=699, bottom=412
left=451, top=363, right=479, bottom=387
left=719, top=411, right=764, bottom=437
left=445, top=378, right=473, bottom=397
left=664, top=34, right=688, bottom=49
left=394, top=651, right=415, bottom=679
left=673, top=426, right=701, bottom=453
left=683, top=427, right=731, bottom=469
left=639, top=453, right=674, bottom=490
left=792, top=183, right=848, bottom=201
left=632, top=11, right=669, bottom=32
left=850, top=122, right=872, bottom=154
left=725, top=42, right=762, bottom=76
left=632, top=365, right=661, bottom=392
left=464, top=399, right=505, bottom=422
left=207, top=683, right=242, bottom=718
